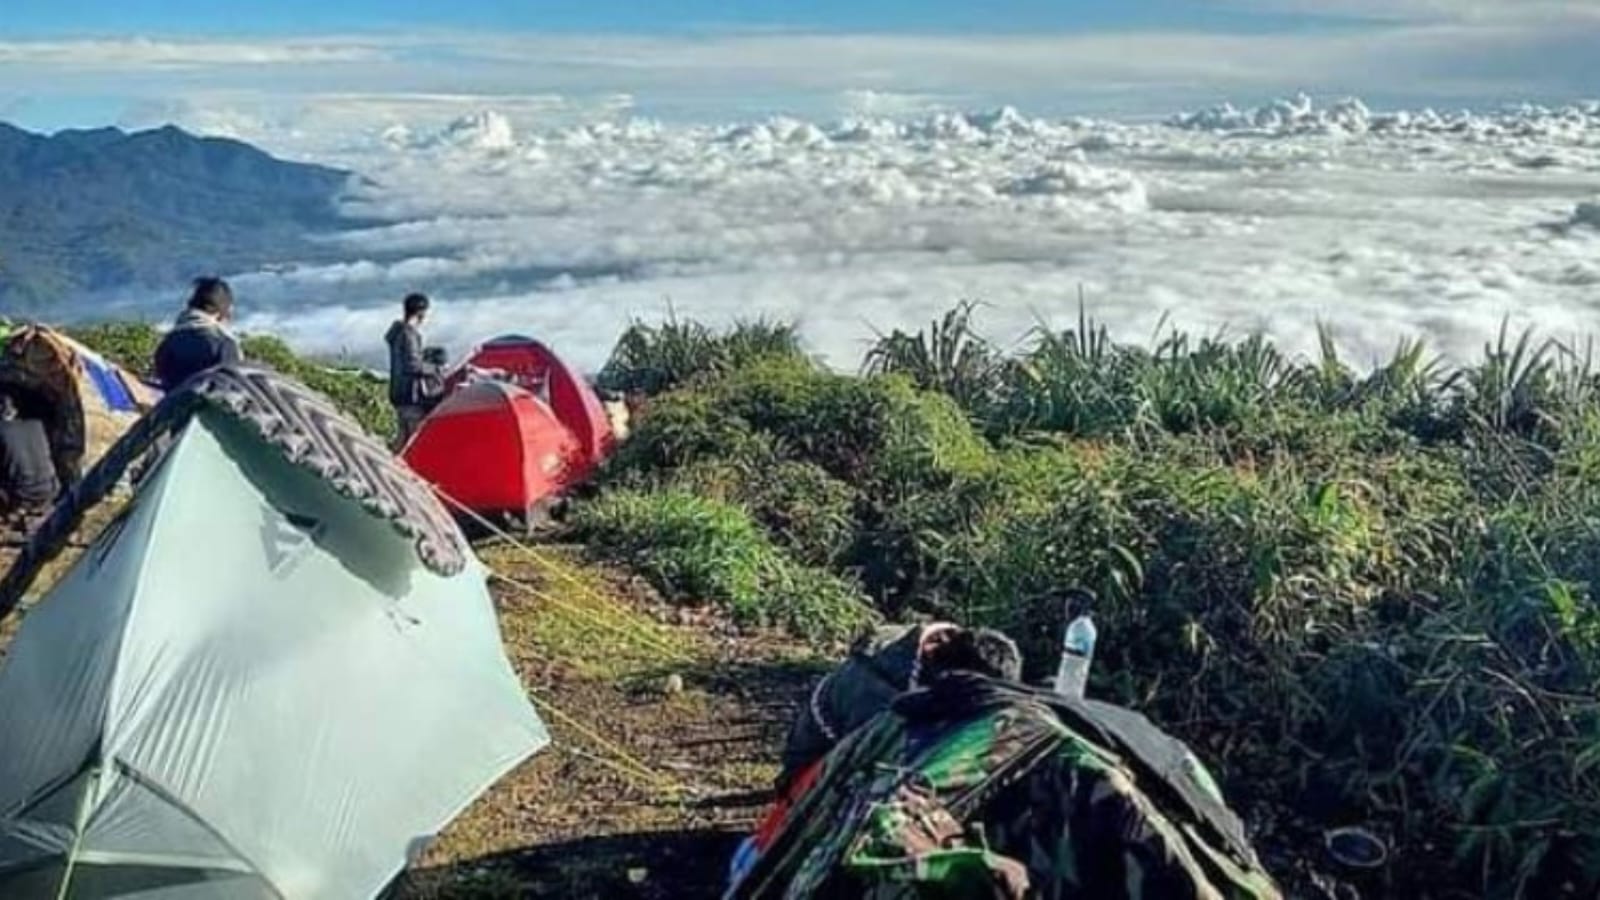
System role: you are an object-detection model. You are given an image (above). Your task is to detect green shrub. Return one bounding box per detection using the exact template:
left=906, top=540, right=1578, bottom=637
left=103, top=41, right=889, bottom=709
left=991, top=312, right=1139, bottom=436
left=718, top=359, right=990, bottom=490
left=671, top=458, right=858, bottom=567
left=606, top=359, right=992, bottom=605
left=68, top=321, right=162, bottom=375
left=745, top=460, right=859, bottom=566
left=576, top=489, right=768, bottom=613
left=596, top=316, right=806, bottom=396
left=765, top=562, right=882, bottom=644
left=604, top=389, right=772, bottom=476
left=572, top=488, right=875, bottom=642
left=862, top=301, right=1000, bottom=415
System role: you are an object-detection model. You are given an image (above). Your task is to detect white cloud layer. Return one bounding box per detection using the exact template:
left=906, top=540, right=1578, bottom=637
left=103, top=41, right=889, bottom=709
left=186, top=95, right=1600, bottom=378
left=7, top=21, right=1600, bottom=374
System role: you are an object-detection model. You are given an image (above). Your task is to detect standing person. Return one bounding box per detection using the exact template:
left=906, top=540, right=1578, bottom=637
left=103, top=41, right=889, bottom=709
left=154, top=277, right=243, bottom=390
left=0, top=392, right=60, bottom=526
left=385, top=292, right=443, bottom=449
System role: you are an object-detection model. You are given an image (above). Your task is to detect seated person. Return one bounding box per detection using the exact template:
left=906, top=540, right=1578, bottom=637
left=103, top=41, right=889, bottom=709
left=154, top=277, right=243, bottom=390
left=730, top=624, right=1281, bottom=900
left=779, top=622, right=999, bottom=784
left=0, top=393, right=61, bottom=523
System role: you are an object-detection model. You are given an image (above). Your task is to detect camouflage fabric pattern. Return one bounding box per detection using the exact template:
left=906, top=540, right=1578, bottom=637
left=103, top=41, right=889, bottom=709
left=733, top=687, right=1281, bottom=900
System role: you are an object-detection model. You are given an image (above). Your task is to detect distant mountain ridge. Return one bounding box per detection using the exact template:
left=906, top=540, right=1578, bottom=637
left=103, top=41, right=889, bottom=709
left=0, top=122, right=355, bottom=313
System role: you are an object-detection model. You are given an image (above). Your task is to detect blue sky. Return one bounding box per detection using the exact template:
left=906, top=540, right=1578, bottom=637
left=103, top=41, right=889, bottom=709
left=1, top=0, right=1362, bottom=38
left=1, top=1, right=1596, bottom=141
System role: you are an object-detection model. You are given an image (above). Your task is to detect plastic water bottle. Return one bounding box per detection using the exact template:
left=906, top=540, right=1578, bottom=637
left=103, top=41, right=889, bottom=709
left=1053, top=613, right=1097, bottom=698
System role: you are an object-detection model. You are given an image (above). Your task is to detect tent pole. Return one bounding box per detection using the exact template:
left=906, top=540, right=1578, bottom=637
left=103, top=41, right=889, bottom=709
left=54, top=764, right=98, bottom=900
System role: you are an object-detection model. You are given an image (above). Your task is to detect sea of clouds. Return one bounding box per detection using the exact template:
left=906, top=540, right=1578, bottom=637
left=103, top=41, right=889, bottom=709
left=196, top=94, right=1600, bottom=373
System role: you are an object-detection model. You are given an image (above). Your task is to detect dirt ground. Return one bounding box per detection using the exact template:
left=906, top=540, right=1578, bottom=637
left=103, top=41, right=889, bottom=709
left=390, top=543, right=828, bottom=899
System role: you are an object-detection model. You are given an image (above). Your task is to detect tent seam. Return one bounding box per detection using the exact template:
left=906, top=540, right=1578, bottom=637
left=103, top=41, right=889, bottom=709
left=108, top=759, right=287, bottom=900
left=97, top=426, right=189, bottom=782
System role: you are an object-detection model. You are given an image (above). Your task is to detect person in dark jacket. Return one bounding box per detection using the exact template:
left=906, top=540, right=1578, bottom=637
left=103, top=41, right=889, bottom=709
left=0, top=392, right=60, bottom=522
left=385, top=292, right=444, bottom=449
left=154, top=277, right=243, bottom=389
left=778, top=623, right=1018, bottom=784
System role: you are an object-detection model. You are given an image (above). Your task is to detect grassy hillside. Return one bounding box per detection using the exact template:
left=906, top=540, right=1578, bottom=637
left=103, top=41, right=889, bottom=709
left=580, top=309, right=1600, bottom=899
left=63, top=310, right=1600, bottom=896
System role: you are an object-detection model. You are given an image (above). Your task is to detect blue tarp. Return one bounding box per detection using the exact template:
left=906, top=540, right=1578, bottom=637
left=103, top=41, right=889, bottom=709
left=77, top=351, right=140, bottom=413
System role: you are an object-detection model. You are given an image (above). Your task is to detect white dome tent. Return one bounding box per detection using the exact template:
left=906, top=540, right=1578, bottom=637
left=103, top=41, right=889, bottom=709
left=0, top=366, right=548, bottom=899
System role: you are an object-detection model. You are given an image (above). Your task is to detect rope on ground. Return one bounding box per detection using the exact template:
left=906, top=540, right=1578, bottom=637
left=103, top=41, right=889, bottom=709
left=486, top=570, right=690, bottom=666
left=436, top=493, right=692, bottom=665
left=492, top=531, right=662, bottom=627
left=441, top=493, right=684, bottom=656
left=527, top=690, right=697, bottom=797
left=426, top=491, right=707, bottom=795
left=479, top=526, right=675, bottom=645
left=557, top=744, right=676, bottom=792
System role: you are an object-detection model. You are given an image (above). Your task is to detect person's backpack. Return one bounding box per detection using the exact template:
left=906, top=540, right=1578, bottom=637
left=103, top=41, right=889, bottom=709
left=419, top=347, right=448, bottom=408
left=735, top=674, right=1282, bottom=900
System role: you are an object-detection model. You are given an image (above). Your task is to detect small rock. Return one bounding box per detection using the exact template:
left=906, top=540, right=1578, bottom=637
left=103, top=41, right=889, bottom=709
left=661, top=673, right=685, bottom=695
left=627, top=867, right=648, bottom=884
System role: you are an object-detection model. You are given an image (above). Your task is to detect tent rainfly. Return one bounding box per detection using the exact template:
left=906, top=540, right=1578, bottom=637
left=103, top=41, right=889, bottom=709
left=0, top=366, right=548, bottom=899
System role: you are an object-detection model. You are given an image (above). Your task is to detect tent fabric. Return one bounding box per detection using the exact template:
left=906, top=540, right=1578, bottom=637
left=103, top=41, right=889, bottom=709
left=0, top=368, right=548, bottom=899
left=0, top=327, right=156, bottom=415
left=0, top=325, right=159, bottom=487
left=0, top=365, right=468, bottom=623
left=406, top=336, right=614, bottom=517
left=441, top=335, right=613, bottom=463
left=78, top=351, right=140, bottom=414
left=403, top=381, right=582, bottom=516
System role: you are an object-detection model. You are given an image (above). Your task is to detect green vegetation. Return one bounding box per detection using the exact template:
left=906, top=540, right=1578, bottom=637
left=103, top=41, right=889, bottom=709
left=572, top=488, right=876, bottom=642
left=68, top=321, right=161, bottom=371
left=595, top=315, right=803, bottom=396
left=585, top=308, right=1600, bottom=899
left=0, top=123, right=351, bottom=313
left=44, top=309, right=1600, bottom=895
left=68, top=321, right=395, bottom=435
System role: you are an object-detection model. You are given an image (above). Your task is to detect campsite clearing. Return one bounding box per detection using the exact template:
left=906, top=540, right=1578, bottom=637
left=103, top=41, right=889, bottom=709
left=394, top=544, right=825, bottom=899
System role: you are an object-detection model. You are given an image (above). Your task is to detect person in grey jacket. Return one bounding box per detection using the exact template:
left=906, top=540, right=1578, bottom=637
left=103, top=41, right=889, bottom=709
left=385, top=292, right=443, bottom=449
left=153, top=277, right=243, bottom=390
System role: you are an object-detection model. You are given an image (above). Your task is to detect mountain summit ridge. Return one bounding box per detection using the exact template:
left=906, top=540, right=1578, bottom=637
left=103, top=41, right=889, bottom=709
left=0, top=122, right=355, bottom=313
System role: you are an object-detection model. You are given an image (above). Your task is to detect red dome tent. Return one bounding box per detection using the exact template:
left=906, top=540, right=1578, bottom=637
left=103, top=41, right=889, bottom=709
left=402, top=335, right=616, bottom=522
